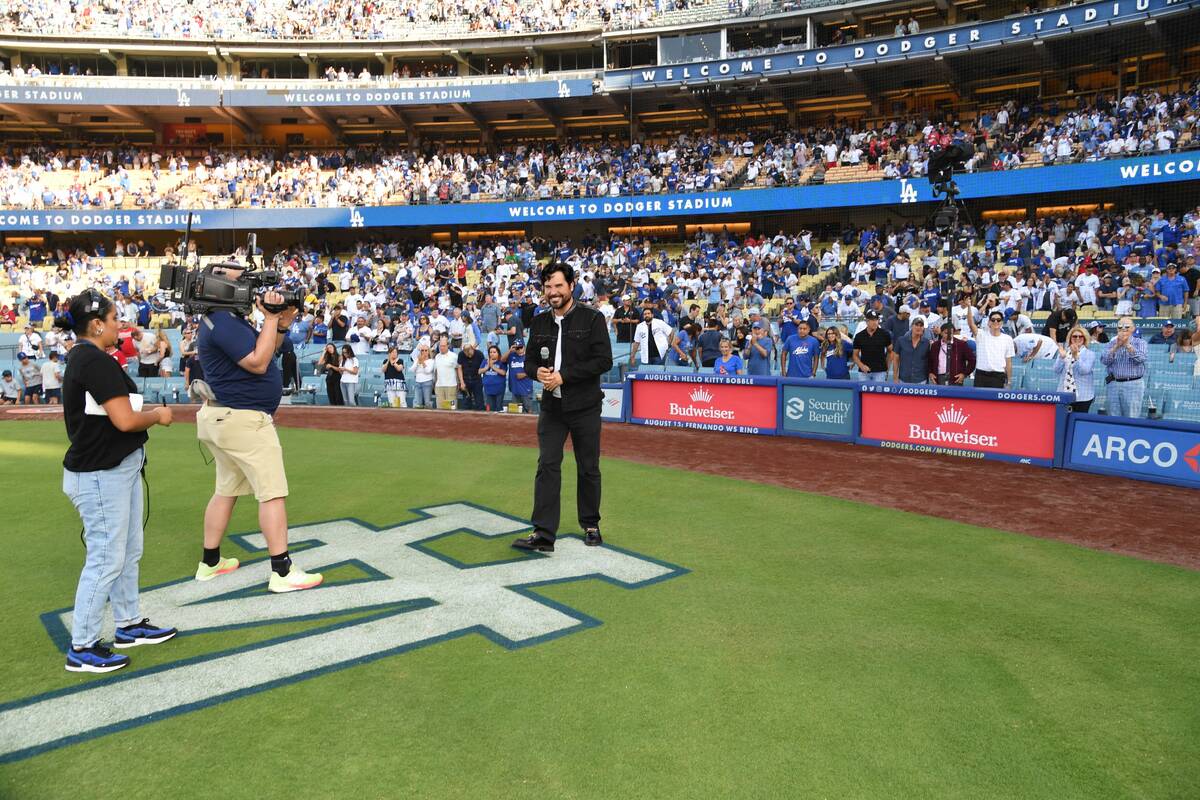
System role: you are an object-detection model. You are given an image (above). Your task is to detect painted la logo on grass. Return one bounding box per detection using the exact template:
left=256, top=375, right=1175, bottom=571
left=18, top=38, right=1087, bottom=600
left=0, top=503, right=686, bottom=763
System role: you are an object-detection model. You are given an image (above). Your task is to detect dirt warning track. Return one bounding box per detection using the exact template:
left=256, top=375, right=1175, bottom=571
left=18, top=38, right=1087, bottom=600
left=6, top=403, right=1198, bottom=570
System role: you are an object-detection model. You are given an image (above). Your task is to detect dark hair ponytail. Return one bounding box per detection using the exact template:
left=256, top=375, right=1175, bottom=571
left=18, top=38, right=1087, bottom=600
left=53, top=290, right=112, bottom=336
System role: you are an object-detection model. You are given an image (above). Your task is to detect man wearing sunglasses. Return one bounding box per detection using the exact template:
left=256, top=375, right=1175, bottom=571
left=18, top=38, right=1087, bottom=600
left=1100, top=317, right=1148, bottom=418
left=967, top=309, right=1014, bottom=388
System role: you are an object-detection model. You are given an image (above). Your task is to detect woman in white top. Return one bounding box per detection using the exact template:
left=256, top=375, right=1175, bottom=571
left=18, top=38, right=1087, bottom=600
left=411, top=343, right=435, bottom=408
left=155, top=331, right=174, bottom=377
left=338, top=344, right=360, bottom=407
left=370, top=320, right=391, bottom=354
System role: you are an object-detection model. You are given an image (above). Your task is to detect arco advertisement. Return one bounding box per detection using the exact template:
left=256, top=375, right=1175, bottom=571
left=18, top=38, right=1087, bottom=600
left=628, top=373, right=778, bottom=435
left=856, top=384, right=1068, bottom=466
left=1064, top=415, right=1200, bottom=489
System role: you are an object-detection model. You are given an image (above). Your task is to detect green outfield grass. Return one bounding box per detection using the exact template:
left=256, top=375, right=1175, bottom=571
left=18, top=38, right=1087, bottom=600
left=1, top=421, right=1197, bottom=800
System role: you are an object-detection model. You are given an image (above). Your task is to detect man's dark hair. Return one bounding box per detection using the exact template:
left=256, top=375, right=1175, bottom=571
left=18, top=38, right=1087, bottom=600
left=540, top=261, right=575, bottom=286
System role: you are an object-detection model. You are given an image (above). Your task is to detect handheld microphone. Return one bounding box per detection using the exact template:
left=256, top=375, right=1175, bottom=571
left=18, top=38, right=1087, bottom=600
left=540, top=347, right=550, bottom=362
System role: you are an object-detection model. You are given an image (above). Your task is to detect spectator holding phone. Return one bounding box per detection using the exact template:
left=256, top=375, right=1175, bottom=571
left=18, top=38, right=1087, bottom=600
left=316, top=343, right=343, bottom=405
left=412, top=343, right=435, bottom=408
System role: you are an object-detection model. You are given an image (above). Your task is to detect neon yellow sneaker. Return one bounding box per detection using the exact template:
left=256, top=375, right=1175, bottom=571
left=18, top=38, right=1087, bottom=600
left=195, top=556, right=240, bottom=582
left=268, top=567, right=323, bottom=594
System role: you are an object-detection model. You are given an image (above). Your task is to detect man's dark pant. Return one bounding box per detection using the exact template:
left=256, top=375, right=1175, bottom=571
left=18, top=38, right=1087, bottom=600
left=462, top=380, right=485, bottom=410
left=974, top=370, right=1006, bottom=388
left=281, top=350, right=300, bottom=391
left=532, top=396, right=601, bottom=541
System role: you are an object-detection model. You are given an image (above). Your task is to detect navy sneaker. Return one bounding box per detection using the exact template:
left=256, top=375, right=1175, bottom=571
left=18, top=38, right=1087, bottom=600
left=65, top=642, right=130, bottom=674
left=114, top=619, right=178, bottom=649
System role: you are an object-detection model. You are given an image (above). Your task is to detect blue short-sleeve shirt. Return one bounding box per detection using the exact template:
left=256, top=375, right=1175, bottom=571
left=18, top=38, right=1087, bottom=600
left=198, top=311, right=282, bottom=414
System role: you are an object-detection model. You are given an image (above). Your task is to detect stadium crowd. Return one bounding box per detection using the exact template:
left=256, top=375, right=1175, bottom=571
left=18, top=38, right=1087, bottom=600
left=3, top=203, right=1198, bottom=412
left=745, top=84, right=1200, bottom=185
left=0, top=135, right=748, bottom=210
left=0, top=85, right=1195, bottom=210
left=0, top=0, right=694, bottom=39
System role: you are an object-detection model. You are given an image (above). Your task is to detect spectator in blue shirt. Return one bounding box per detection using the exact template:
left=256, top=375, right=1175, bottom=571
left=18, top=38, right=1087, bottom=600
left=781, top=319, right=820, bottom=378
left=668, top=323, right=695, bottom=367
left=744, top=322, right=774, bottom=376
left=26, top=294, right=47, bottom=326
left=696, top=317, right=724, bottom=368
left=1155, top=264, right=1189, bottom=318
left=1149, top=321, right=1178, bottom=345
left=713, top=338, right=744, bottom=376
left=820, top=327, right=853, bottom=380
left=505, top=340, right=533, bottom=413
left=481, top=345, right=507, bottom=412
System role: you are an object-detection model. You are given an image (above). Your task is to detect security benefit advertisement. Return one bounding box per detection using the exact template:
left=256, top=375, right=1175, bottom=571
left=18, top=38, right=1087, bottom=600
left=1065, top=416, right=1200, bottom=489
left=628, top=373, right=778, bottom=435
left=856, top=384, right=1068, bottom=466
left=778, top=381, right=856, bottom=441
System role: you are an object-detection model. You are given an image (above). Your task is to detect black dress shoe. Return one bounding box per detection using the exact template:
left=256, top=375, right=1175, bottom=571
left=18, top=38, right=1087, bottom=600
left=512, top=533, right=554, bottom=552
left=584, top=528, right=603, bottom=547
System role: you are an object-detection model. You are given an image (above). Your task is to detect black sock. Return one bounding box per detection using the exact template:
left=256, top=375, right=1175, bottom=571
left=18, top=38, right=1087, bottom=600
left=270, top=551, right=291, bottom=577
left=202, top=547, right=221, bottom=567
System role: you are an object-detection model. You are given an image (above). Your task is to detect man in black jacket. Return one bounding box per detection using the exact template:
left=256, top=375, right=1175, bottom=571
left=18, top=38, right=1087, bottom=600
left=512, top=262, right=614, bottom=553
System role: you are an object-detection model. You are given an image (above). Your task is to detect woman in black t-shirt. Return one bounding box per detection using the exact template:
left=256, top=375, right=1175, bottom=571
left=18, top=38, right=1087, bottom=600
left=56, top=291, right=177, bottom=675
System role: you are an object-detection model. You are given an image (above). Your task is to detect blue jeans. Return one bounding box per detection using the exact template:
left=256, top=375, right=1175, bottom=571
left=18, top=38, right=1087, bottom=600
left=414, top=381, right=434, bottom=409
left=859, top=371, right=888, bottom=383
left=63, top=448, right=145, bottom=648
left=486, top=392, right=505, bottom=411
left=1106, top=378, right=1145, bottom=418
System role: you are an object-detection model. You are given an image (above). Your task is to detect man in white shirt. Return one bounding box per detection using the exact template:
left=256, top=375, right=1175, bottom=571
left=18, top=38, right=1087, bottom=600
left=40, top=351, right=64, bottom=404
left=432, top=337, right=460, bottom=409
left=18, top=325, right=43, bottom=358
left=970, top=307, right=1015, bottom=388
left=1014, top=332, right=1058, bottom=362
left=135, top=328, right=161, bottom=377
left=630, top=308, right=673, bottom=366
left=1074, top=268, right=1100, bottom=306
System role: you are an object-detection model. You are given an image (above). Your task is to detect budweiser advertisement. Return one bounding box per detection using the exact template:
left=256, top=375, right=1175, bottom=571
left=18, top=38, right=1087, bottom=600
left=856, top=384, right=1068, bottom=466
left=628, top=374, right=778, bottom=435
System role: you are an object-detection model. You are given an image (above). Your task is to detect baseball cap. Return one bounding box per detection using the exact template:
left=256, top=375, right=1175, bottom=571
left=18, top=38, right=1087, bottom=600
left=1087, top=320, right=1104, bottom=330
left=17, top=352, right=28, bottom=360
left=1, top=370, right=10, bottom=377
left=1163, top=321, right=1176, bottom=328
left=751, top=321, right=765, bottom=329
left=513, top=338, right=525, bottom=347
left=896, top=306, right=911, bottom=315
left=864, top=310, right=880, bottom=320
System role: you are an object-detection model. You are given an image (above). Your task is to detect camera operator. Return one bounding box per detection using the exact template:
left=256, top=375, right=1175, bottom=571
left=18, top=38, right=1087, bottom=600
left=194, top=270, right=322, bottom=593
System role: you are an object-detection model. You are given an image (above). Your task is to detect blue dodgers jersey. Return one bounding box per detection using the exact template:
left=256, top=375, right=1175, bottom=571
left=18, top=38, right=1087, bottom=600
left=197, top=311, right=283, bottom=414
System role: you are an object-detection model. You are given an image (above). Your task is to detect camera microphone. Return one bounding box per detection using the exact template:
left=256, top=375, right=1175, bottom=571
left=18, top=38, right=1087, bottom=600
left=540, top=347, right=550, bottom=363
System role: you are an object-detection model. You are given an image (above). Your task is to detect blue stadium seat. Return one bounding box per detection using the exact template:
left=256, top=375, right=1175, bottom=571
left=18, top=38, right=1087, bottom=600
left=140, top=377, right=167, bottom=404
left=1162, top=390, right=1200, bottom=422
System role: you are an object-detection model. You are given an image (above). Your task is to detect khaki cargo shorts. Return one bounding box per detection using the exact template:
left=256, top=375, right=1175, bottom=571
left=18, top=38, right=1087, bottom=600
left=196, top=404, right=289, bottom=501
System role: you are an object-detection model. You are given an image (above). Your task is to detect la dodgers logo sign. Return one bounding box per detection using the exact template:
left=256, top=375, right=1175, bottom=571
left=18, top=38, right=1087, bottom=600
left=0, top=503, right=686, bottom=763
